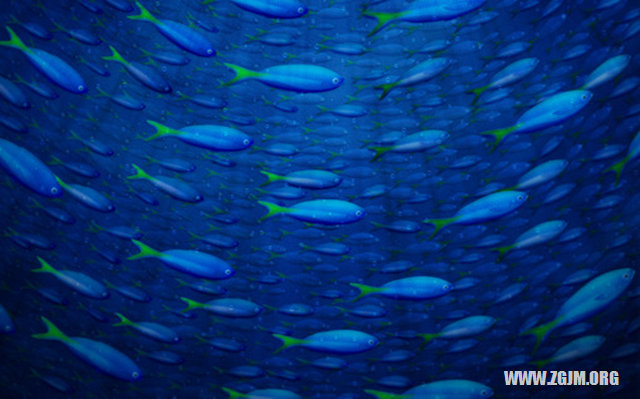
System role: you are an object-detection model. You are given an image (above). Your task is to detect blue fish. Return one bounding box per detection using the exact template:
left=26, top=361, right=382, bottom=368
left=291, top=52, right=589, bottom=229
left=127, top=239, right=235, bottom=280
left=32, top=317, right=142, bottom=382
left=231, top=0, right=308, bottom=19
left=223, top=63, right=343, bottom=93
left=423, top=191, right=527, bottom=236
left=0, top=138, right=62, bottom=198
left=363, top=0, right=486, bottom=36
left=0, top=27, right=86, bottom=94
left=481, top=90, right=592, bottom=149
left=273, top=330, right=378, bottom=354
left=128, top=2, right=215, bottom=57
left=258, top=200, right=365, bottom=225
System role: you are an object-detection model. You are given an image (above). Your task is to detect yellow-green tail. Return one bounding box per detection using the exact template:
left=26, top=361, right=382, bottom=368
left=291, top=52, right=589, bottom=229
left=222, top=63, right=264, bottom=86
left=603, top=155, right=630, bottom=186
left=257, top=201, right=292, bottom=222
left=128, top=1, right=159, bottom=24
left=422, top=217, right=459, bottom=238
left=32, top=257, right=58, bottom=275
left=221, top=387, right=246, bottom=399
left=375, top=81, right=399, bottom=100
left=363, top=389, right=405, bottom=399
left=467, top=84, right=491, bottom=105
left=145, top=120, right=183, bottom=141
left=102, top=45, right=129, bottom=66
left=0, top=26, right=29, bottom=52
left=259, top=171, right=284, bottom=186
left=349, top=282, right=385, bottom=302
left=127, top=239, right=162, bottom=260
left=480, top=125, right=519, bottom=151
left=530, top=358, right=552, bottom=370
left=418, top=332, right=441, bottom=349
left=180, top=296, right=204, bottom=312
left=492, top=244, right=515, bottom=262
left=369, top=146, right=393, bottom=162
left=113, top=312, right=135, bottom=327
left=520, top=318, right=562, bottom=354
left=272, top=333, right=307, bottom=354
left=32, top=317, right=72, bottom=344
left=127, top=164, right=152, bottom=180
left=362, top=11, right=405, bottom=37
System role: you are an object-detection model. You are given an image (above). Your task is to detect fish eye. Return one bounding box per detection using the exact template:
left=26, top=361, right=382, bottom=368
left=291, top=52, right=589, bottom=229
left=243, top=139, right=250, bottom=145
left=225, top=269, right=232, bottom=275
left=332, top=77, right=340, bottom=85
left=207, top=49, right=213, bottom=55
left=355, top=210, right=363, bottom=217
left=481, top=390, right=488, bottom=396
left=132, top=371, right=139, bottom=379
left=4, top=325, right=10, bottom=331
left=443, top=284, right=450, bottom=290
left=50, top=187, right=59, bottom=195
left=78, top=85, right=85, bottom=91
left=297, top=7, right=305, bottom=14
left=624, top=273, right=629, bottom=278
left=368, top=339, right=375, bottom=345
left=517, top=194, right=524, bottom=201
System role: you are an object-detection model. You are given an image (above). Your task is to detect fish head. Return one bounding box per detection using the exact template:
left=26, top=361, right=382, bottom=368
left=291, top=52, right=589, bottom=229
left=331, top=75, right=344, bottom=87
left=354, top=206, right=366, bottom=220
left=512, top=191, right=528, bottom=205
left=296, top=5, right=308, bottom=16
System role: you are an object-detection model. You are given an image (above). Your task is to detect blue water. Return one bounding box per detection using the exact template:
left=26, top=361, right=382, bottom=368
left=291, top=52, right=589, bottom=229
left=1, top=0, right=639, bottom=398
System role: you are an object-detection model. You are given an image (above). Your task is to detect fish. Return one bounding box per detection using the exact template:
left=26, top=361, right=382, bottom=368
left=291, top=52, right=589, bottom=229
left=127, top=239, right=234, bottom=279
left=223, top=63, right=344, bottom=92
left=258, top=200, right=365, bottom=224
left=0, top=138, right=62, bottom=198
left=481, top=90, right=592, bottom=149
left=128, top=2, right=215, bottom=57
left=273, top=330, right=378, bottom=354
left=363, top=0, right=486, bottom=37
left=0, top=27, right=87, bottom=94
left=423, top=191, right=528, bottom=236
left=32, top=317, right=142, bottom=381
left=230, top=0, right=308, bottom=18
left=522, top=268, right=634, bottom=351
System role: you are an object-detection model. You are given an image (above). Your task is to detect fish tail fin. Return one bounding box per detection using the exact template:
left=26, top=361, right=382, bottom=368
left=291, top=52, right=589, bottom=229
left=127, top=239, right=161, bottom=260
left=481, top=125, right=519, bottom=151
left=32, top=257, right=57, bottom=274
left=0, top=26, right=28, bottom=51
left=128, top=1, right=159, bottom=23
left=603, top=155, right=630, bottom=186
left=127, top=164, right=151, bottom=180
left=102, top=45, right=128, bottom=65
left=222, top=63, right=262, bottom=86
left=418, top=333, right=440, bottom=350
left=221, top=387, right=245, bottom=398
left=145, top=120, right=182, bottom=141
left=180, top=296, right=203, bottom=312
left=362, top=11, right=403, bottom=37
left=492, top=244, right=515, bottom=261
left=259, top=170, right=282, bottom=186
left=363, top=389, right=404, bottom=399
left=369, top=146, right=392, bottom=162
left=113, top=312, right=134, bottom=327
left=530, top=358, right=551, bottom=370
left=32, top=317, right=70, bottom=343
left=257, top=201, right=291, bottom=222
left=422, top=217, right=458, bottom=237
left=87, top=220, right=104, bottom=233
left=273, top=334, right=306, bottom=354
left=53, top=175, right=68, bottom=190
left=467, top=84, right=490, bottom=105
left=349, top=282, right=384, bottom=302
left=521, top=318, right=561, bottom=354
left=375, top=82, right=398, bottom=100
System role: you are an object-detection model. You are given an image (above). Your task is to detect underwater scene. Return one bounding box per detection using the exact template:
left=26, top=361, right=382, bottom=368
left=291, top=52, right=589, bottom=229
left=0, top=0, right=639, bottom=398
